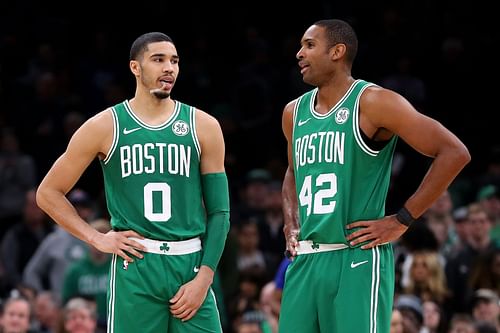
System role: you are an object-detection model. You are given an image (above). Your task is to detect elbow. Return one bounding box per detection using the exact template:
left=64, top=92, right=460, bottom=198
left=35, top=187, right=46, bottom=211
left=457, top=144, right=471, bottom=168
left=35, top=185, right=51, bottom=212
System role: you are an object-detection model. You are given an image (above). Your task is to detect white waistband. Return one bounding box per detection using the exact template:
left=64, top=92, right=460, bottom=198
left=296, top=240, right=348, bottom=255
left=129, top=237, right=202, bottom=255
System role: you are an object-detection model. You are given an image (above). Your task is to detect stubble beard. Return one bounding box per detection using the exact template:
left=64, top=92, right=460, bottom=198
left=150, top=89, right=170, bottom=99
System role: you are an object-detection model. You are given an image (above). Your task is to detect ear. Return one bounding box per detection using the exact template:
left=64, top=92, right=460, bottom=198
left=330, top=43, right=347, bottom=61
left=130, top=60, right=140, bottom=76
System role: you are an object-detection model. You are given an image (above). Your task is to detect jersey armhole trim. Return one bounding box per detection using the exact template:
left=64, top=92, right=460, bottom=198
left=353, top=84, right=379, bottom=157
left=190, top=107, right=201, bottom=158
left=292, top=96, right=302, bottom=138
left=103, top=107, right=119, bottom=164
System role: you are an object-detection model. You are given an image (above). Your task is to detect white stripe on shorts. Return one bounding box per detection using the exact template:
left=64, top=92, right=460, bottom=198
left=129, top=237, right=202, bottom=255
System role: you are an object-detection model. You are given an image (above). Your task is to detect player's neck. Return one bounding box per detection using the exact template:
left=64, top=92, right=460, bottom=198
left=316, top=76, right=356, bottom=111
left=128, top=93, right=176, bottom=125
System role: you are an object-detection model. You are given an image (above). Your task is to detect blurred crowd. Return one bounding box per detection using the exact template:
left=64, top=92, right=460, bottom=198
left=0, top=169, right=499, bottom=333
left=1, top=1, right=499, bottom=332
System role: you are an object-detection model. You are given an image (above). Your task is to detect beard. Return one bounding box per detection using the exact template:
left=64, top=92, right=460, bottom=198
left=150, top=88, right=170, bottom=99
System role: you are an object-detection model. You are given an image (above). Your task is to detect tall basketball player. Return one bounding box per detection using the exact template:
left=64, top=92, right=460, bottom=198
left=278, top=19, right=470, bottom=333
left=36, top=32, right=230, bottom=333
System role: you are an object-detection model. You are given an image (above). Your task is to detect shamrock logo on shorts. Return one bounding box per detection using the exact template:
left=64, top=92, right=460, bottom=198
left=160, top=243, right=170, bottom=252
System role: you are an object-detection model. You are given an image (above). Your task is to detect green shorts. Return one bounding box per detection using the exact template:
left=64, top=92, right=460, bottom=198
left=278, top=243, right=394, bottom=333
left=106, top=238, right=222, bottom=333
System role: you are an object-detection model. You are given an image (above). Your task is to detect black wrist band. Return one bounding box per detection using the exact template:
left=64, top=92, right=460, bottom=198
left=396, top=206, right=416, bottom=226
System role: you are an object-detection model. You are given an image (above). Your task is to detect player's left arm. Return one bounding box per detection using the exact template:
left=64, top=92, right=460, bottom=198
left=347, top=87, right=470, bottom=248
left=197, top=108, right=229, bottom=273
left=170, top=108, right=229, bottom=321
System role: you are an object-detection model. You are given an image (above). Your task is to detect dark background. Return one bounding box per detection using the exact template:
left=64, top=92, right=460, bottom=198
left=1, top=0, right=498, bottom=210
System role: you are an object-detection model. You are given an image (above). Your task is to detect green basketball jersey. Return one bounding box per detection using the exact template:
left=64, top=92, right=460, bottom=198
left=100, top=100, right=205, bottom=241
left=292, top=80, right=397, bottom=244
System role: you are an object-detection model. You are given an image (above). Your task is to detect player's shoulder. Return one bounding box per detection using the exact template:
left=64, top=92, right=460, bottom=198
left=82, top=107, right=114, bottom=130
left=283, top=97, right=300, bottom=115
left=360, top=83, right=415, bottom=118
left=193, top=107, right=221, bottom=129
left=362, top=84, right=403, bottom=103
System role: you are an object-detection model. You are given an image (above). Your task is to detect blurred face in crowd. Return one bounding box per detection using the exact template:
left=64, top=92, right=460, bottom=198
left=34, top=292, right=59, bottom=327
left=1, top=299, right=31, bottom=333
left=472, top=298, right=500, bottom=325
left=64, top=307, right=96, bottom=333
left=422, top=301, right=441, bottom=331
left=467, top=210, right=491, bottom=243
left=410, top=252, right=433, bottom=283
left=244, top=181, right=269, bottom=210
left=390, top=308, right=404, bottom=333
left=238, top=221, right=260, bottom=253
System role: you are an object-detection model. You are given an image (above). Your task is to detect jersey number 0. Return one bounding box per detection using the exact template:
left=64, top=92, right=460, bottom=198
left=144, top=182, right=171, bottom=222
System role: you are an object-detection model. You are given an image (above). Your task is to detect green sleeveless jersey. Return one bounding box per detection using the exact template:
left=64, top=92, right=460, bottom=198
left=292, top=80, right=397, bottom=244
left=100, top=100, right=205, bottom=241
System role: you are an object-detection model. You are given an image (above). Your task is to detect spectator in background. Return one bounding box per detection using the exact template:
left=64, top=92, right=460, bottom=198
left=394, top=294, right=424, bottom=333
left=257, top=180, right=285, bottom=274
left=228, top=272, right=266, bottom=333
left=423, top=190, right=459, bottom=258
left=0, top=188, right=52, bottom=295
left=467, top=247, right=500, bottom=297
left=32, top=291, right=61, bottom=333
left=448, top=207, right=470, bottom=257
left=470, top=289, right=500, bottom=333
left=233, top=169, right=272, bottom=225
left=236, top=218, right=267, bottom=280
left=475, top=184, right=500, bottom=244
left=403, top=251, right=449, bottom=306
left=422, top=300, right=447, bottom=333
left=0, top=127, right=37, bottom=237
left=0, top=296, right=33, bottom=333
left=389, top=308, right=404, bottom=333
left=59, top=297, right=98, bottom=333
left=393, top=221, right=440, bottom=299
left=235, top=310, right=268, bottom=333
left=259, top=257, right=291, bottom=333
left=61, top=218, right=111, bottom=330
left=446, top=203, right=496, bottom=314
left=447, top=313, right=476, bottom=333
left=22, top=189, right=93, bottom=297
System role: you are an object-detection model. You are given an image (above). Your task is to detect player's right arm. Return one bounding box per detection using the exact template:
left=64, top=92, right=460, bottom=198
left=36, top=110, right=146, bottom=262
left=282, top=100, right=300, bottom=259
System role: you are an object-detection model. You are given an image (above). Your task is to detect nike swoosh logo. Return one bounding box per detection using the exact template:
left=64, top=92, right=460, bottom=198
left=298, top=118, right=311, bottom=126
left=193, top=266, right=200, bottom=273
left=123, top=127, right=141, bottom=135
left=351, top=260, right=368, bottom=268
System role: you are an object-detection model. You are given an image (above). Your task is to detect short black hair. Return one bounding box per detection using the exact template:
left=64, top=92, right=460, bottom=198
left=129, top=32, right=173, bottom=61
left=314, top=19, right=358, bottom=65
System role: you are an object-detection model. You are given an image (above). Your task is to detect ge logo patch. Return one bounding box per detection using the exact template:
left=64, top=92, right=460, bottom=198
left=335, top=107, right=349, bottom=124
left=172, top=120, right=189, bottom=136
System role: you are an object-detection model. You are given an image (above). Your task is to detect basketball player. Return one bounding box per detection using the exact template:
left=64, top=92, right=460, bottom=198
left=278, top=19, right=470, bottom=333
left=36, top=32, right=230, bottom=333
